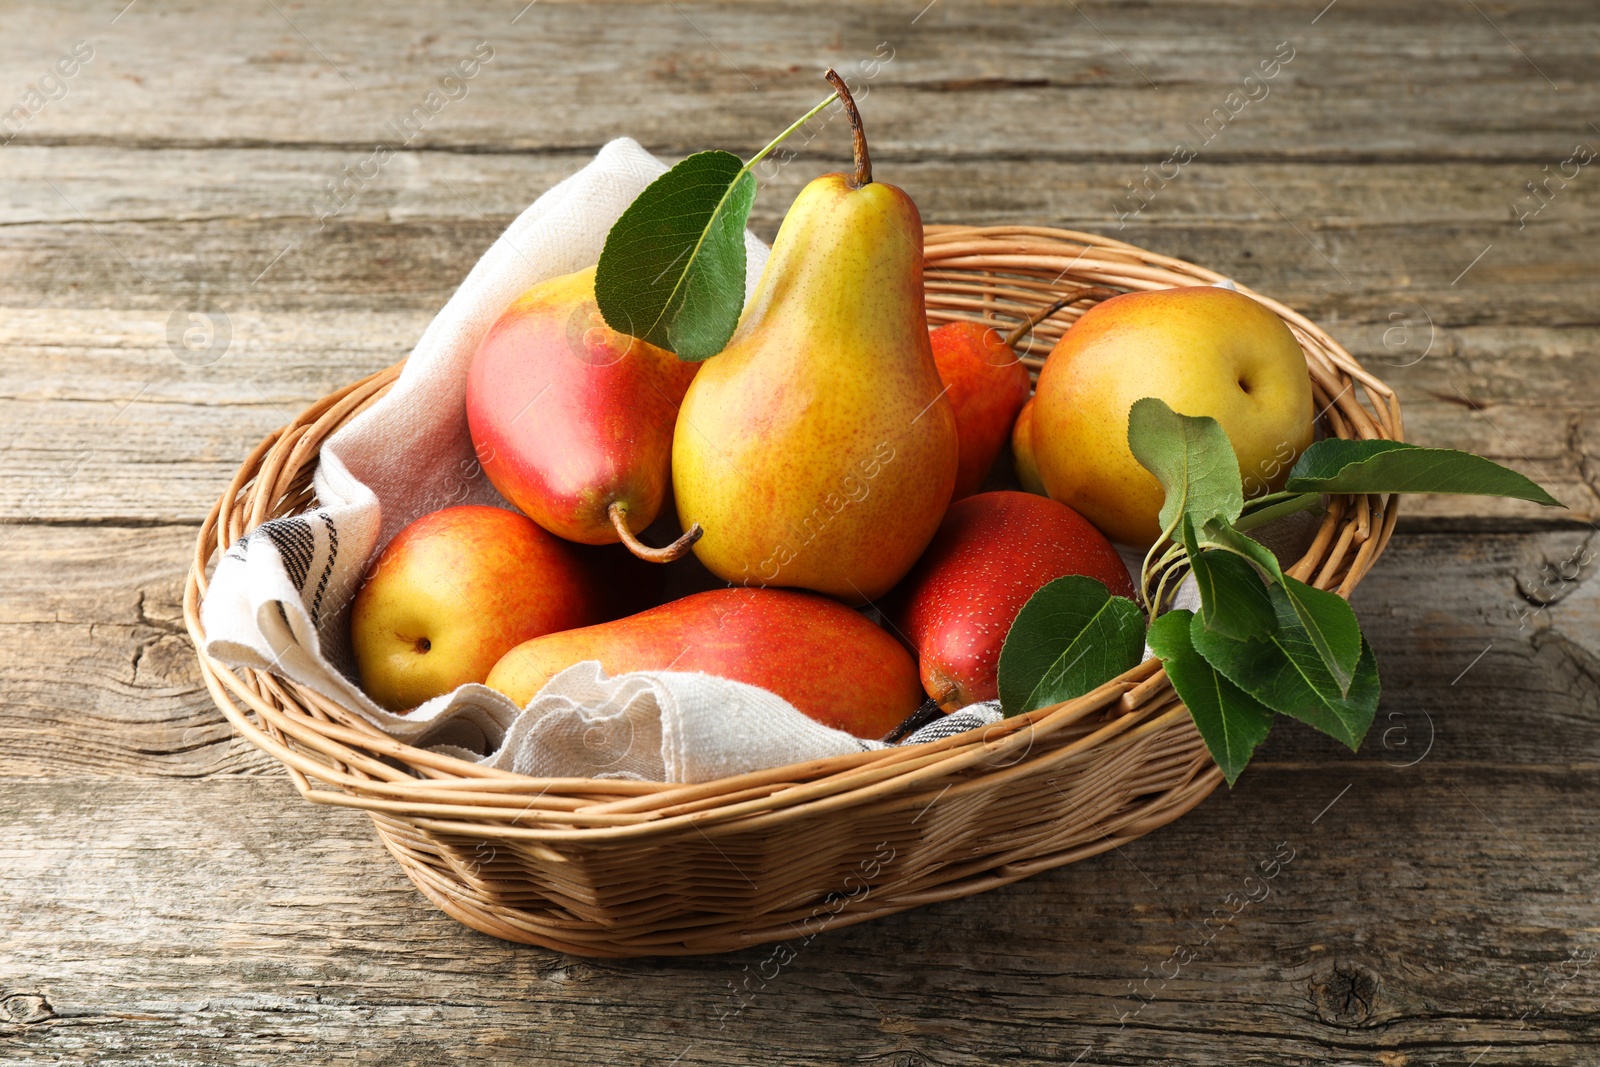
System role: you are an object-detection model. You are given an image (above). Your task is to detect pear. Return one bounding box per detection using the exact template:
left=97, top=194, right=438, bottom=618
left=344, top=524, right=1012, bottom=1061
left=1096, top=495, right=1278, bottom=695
left=1030, top=286, right=1314, bottom=546
left=485, top=588, right=923, bottom=739
left=928, top=298, right=1083, bottom=499
left=351, top=506, right=608, bottom=712
left=928, top=319, right=1031, bottom=500
left=466, top=266, right=703, bottom=562
left=1011, top=398, right=1047, bottom=495
left=672, top=76, right=958, bottom=603
left=887, top=491, right=1134, bottom=710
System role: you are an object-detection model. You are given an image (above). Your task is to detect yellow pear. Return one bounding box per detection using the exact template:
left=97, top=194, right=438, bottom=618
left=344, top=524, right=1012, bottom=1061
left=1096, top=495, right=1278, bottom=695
left=671, top=78, right=957, bottom=603
left=1011, top=397, right=1047, bottom=495
left=1030, top=286, right=1315, bottom=547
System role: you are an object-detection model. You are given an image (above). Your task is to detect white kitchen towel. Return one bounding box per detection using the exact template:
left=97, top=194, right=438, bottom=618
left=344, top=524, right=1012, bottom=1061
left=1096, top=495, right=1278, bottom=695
left=199, top=138, right=1005, bottom=783
left=422, top=666, right=1004, bottom=782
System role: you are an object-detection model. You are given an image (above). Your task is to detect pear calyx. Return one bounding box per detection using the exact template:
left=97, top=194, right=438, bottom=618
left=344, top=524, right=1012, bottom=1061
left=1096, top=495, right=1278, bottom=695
left=824, top=67, right=872, bottom=188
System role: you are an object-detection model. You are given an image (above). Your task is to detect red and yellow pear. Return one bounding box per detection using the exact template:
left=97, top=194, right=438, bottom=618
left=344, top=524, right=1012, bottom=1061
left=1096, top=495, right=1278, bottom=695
left=927, top=301, right=1077, bottom=499
left=467, top=266, right=702, bottom=562
left=888, top=491, right=1134, bottom=710
left=350, top=506, right=606, bottom=712
left=486, top=588, right=923, bottom=739
left=1011, top=398, right=1046, bottom=495
left=1029, top=286, right=1315, bottom=546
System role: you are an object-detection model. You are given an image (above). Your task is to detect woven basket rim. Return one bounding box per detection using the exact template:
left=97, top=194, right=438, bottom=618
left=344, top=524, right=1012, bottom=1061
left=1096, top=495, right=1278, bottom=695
left=183, top=226, right=1403, bottom=841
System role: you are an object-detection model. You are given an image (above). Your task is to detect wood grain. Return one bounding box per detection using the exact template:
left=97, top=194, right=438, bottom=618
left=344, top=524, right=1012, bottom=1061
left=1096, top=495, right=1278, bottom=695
left=1, top=764, right=1595, bottom=1066
left=0, top=0, right=1593, bottom=158
left=0, top=151, right=1596, bottom=524
left=0, top=524, right=279, bottom=779
left=0, top=0, right=1595, bottom=1062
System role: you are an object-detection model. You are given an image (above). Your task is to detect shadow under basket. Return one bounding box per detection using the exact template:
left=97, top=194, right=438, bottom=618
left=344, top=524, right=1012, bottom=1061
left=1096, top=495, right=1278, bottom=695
left=183, top=225, right=1403, bottom=957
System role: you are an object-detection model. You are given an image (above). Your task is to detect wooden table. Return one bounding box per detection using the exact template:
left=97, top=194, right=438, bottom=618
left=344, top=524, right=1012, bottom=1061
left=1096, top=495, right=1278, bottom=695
left=3, top=2, right=1596, bottom=1063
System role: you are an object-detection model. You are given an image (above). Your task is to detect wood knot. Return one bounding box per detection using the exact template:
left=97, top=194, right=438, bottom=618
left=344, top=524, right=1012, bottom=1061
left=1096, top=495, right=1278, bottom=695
left=1310, top=961, right=1381, bottom=1027
left=2, top=993, right=56, bottom=1025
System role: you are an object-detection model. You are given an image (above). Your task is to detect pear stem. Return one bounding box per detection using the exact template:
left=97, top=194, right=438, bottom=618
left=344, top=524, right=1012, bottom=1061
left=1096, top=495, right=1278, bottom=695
left=1002, top=287, right=1120, bottom=349
left=608, top=502, right=702, bottom=564
left=824, top=68, right=872, bottom=187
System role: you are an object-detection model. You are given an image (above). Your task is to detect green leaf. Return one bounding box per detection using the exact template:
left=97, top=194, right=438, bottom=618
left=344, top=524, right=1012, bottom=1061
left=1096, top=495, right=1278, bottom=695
left=1126, top=396, right=1248, bottom=537
left=1127, top=398, right=1245, bottom=541
left=1234, top=490, right=1322, bottom=531
left=1197, top=517, right=1360, bottom=694
left=594, top=150, right=756, bottom=362
left=1199, top=517, right=1284, bottom=581
left=1186, top=541, right=1275, bottom=641
left=1286, top=439, right=1564, bottom=507
left=1189, top=591, right=1379, bottom=751
left=997, top=576, right=1146, bottom=717
left=593, top=88, right=842, bottom=362
left=1277, top=573, right=1362, bottom=694
left=1148, top=610, right=1275, bottom=786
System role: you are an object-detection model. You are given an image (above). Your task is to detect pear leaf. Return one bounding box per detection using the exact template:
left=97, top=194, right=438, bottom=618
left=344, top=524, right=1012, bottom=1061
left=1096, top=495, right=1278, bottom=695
left=1189, top=592, right=1379, bottom=751
left=595, top=150, right=756, bottom=362
left=1197, top=516, right=1361, bottom=694
left=997, top=576, right=1146, bottom=717
left=1198, top=517, right=1284, bottom=581
left=593, top=89, right=844, bottom=362
left=1186, top=539, right=1275, bottom=642
left=1286, top=439, right=1564, bottom=507
left=1236, top=491, right=1323, bottom=530
left=1127, top=398, right=1245, bottom=541
left=1274, top=573, right=1362, bottom=695
left=1148, top=609, right=1275, bottom=786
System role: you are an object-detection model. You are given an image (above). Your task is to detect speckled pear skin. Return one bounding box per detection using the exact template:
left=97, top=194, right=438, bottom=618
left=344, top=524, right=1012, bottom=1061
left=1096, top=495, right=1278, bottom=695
left=1029, top=286, right=1314, bottom=547
left=887, top=491, right=1135, bottom=710
left=928, top=320, right=1033, bottom=499
left=671, top=173, right=959, bottom=604
left=484, top=587, right=923, bottom=739
left=466, top=266, right=699, bottom=545
left=1011, top=398, right=1047, bottom=495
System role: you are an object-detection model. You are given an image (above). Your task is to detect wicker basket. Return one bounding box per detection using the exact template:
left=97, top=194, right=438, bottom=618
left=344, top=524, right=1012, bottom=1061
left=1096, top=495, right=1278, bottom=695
left=183, top=225, right=1402, bottom=957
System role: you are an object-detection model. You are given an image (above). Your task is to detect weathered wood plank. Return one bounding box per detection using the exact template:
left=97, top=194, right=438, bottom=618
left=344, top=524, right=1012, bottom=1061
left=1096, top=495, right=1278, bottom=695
left=0, top=763, right=1594, bottom=1066
left=0, top=524, right=282, bottom=778
left=0, top=0, right=1593, bottom=160
left=1, top=153, right=1594, bottom=322
left=7, top=147, right=1598, bottom=233
left=0, top=152, right=1595, bottom=524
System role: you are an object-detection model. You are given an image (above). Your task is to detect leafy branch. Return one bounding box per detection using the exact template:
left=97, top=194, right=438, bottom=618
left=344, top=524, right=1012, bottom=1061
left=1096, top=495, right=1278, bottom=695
left=996, top=397, right=1564, bottom=785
